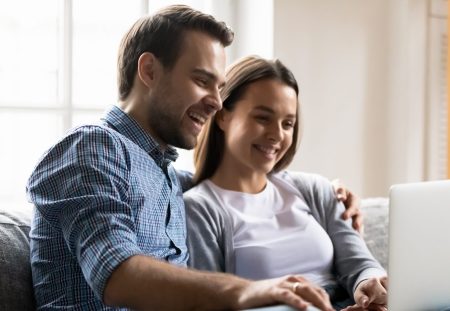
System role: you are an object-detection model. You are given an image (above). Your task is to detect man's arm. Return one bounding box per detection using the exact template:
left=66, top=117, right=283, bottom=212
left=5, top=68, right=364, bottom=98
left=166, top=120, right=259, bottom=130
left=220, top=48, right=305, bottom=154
left=104, top=255, right=245, bottom=310
left=104, top=255, right=335, bottom=311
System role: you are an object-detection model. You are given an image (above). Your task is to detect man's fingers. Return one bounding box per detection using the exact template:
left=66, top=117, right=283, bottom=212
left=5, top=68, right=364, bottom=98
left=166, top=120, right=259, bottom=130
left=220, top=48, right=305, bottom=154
left=341, top=208, right=353, bottom=220
left=336, top=189, right=347, bottom=201
left=355, top=223, right=364, bottom=236
left=332, top=179, right=365, bottom=233
left=341, top=200, right=359, bottom=220
left=331, top=179, right=347, bottom=201
left=352, top=213, right=364, bottom=234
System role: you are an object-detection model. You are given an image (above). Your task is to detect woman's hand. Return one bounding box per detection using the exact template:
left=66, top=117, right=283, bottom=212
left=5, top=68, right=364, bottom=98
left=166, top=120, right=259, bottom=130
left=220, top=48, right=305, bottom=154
left=341, top=276, right=388, bottom=311
left=331, top=179, right=364, bottom=234
left=238, top=275, right=335, bottom=311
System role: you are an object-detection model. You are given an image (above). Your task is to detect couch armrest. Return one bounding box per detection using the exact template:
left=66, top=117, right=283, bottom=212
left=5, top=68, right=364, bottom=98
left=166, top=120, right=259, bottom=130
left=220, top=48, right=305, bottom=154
left=0, top=205, right=35, bottom=310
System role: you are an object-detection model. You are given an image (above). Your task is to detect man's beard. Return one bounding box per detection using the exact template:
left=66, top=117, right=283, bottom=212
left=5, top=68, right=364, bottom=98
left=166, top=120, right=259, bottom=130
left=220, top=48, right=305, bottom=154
left=148, top=107, right=197, bottom=150
left=161, top=125, right=196, bottom=150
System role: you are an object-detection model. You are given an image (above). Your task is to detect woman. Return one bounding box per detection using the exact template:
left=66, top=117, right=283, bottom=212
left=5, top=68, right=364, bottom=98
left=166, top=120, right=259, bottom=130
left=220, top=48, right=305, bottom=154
left=184, top=56, right=387, bottom=311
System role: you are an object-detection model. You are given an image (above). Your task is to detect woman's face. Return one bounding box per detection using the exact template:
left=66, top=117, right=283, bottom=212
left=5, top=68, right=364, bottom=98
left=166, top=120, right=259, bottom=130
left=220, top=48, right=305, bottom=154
left=218, top=78, right=298, bottom=176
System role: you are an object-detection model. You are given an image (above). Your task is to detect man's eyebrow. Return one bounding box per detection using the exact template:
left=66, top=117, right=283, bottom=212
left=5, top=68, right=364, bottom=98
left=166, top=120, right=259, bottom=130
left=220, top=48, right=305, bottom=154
left=193, top=68, right=226, bottom=88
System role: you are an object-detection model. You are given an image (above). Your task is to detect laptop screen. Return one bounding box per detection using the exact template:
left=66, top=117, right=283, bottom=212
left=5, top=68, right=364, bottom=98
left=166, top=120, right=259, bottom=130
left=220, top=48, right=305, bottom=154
left=388, top=180, right=450, bottom=311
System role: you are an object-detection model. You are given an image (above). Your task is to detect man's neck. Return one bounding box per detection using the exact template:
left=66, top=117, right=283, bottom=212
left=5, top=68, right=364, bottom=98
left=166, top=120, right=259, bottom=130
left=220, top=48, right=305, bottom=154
left=117, top=100, right=168, bottom=151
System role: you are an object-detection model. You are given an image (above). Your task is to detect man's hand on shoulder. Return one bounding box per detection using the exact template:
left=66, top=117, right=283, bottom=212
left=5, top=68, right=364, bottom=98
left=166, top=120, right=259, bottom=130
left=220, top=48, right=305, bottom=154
left=331, top=179, right=364, bottom=235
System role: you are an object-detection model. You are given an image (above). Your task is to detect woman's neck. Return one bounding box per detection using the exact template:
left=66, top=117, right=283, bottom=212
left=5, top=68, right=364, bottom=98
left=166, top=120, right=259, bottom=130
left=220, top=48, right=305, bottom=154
left=210, top=164, right=267, bottom=194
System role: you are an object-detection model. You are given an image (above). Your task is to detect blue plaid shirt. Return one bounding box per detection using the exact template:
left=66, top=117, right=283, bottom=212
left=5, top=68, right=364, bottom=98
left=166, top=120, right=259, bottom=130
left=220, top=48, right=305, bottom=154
left=26, top=106, right=188, bottom=310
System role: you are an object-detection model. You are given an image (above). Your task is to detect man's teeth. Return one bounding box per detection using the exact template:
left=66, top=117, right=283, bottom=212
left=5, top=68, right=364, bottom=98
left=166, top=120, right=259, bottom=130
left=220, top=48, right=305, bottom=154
left=189, top=112, right=206, bottom=124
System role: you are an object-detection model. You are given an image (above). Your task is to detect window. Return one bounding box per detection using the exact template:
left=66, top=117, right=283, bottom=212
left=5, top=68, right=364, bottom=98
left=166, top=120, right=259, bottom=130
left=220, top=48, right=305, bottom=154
left=0, top=0, right=212, bottom=209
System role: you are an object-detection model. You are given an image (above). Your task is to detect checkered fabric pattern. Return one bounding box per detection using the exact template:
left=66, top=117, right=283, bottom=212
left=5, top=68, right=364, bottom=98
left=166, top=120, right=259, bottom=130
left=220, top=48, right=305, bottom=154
left=26, top=106, right=188, bottom=310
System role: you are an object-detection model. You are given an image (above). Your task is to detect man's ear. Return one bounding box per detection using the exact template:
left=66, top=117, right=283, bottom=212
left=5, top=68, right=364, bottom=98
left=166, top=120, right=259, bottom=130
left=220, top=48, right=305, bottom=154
left=137, top=52, right=159, bottom=88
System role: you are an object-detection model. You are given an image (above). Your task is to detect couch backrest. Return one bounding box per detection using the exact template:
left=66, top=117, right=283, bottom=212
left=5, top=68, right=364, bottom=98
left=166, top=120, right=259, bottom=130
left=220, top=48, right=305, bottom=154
left=0, top=206, right=35, bottom=310
left=361, top=198, right=389, bottom=270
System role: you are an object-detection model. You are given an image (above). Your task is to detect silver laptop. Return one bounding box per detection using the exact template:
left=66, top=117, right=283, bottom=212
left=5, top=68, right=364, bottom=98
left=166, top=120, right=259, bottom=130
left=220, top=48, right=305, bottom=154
left=388, top=180, right=450, bottom=311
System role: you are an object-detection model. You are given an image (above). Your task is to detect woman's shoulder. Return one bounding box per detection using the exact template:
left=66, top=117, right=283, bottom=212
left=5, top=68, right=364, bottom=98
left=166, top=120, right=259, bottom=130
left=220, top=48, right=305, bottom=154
left=184, top=180, right=211, bottom=203
left=183, top=180, right=227, bottom=216
left=184, top=179, right=214, bottom=198
left=271, top=170, right=332, bottom=191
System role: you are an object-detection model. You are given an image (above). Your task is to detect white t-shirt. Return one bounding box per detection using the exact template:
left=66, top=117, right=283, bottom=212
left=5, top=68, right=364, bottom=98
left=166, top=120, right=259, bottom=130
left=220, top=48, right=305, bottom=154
left=204, top=176, right=336, bottom=286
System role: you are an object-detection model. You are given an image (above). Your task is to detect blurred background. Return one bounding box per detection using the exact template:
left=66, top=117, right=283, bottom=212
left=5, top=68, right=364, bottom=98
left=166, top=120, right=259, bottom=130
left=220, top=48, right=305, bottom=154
left=0, top=0, right=448, bottom=210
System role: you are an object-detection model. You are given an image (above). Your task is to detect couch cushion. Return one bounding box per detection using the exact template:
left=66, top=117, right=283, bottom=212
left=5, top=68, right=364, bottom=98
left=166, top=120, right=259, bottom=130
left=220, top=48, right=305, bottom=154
left=0, top=205, right=35, bottom=310
left=361, top=198, right=389, bottom=270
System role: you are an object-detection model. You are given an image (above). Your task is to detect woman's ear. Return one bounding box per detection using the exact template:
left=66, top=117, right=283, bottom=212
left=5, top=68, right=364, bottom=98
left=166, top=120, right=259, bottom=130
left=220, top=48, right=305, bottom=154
left=137, top=52, right=159, bottom=88
left=215, top=109, right=230, bottom=131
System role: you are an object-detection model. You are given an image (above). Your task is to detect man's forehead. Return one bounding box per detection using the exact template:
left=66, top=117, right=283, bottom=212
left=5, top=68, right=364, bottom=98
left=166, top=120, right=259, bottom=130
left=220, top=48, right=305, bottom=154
left=176, top=31, right=226, bottom=77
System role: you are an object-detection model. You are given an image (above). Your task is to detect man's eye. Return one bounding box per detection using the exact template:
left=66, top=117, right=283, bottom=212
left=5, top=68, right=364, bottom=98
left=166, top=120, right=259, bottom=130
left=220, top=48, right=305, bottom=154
left=255, top=115, right=269, bottom=122
left=196, top=78, right=207, bottom=86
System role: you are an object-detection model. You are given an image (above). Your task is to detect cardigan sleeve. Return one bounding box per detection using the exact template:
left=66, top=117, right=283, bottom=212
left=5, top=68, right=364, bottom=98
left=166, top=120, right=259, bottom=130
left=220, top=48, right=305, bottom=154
left=285, top=171, right=386, bottom=295
left=184, top=191, right=231, bottom=273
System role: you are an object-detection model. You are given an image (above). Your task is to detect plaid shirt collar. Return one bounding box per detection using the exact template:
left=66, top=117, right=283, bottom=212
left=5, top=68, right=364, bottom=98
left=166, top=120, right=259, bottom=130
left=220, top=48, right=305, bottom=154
left=101, top=105, right=179, bottom=166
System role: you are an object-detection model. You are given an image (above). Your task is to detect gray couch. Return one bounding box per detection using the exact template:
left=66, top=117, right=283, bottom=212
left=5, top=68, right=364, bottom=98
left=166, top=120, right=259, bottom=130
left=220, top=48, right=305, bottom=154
left=0, top=199, right=389, bottom=310
left=0, top=205, right=35, bottom=310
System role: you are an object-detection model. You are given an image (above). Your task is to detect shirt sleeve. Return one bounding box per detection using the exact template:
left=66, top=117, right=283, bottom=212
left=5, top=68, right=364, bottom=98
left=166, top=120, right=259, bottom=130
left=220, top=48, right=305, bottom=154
left=184, top=191, right=227, bottom=272
left=286, top=172, right=386, bottom=295
left=26, top=126, right=144, bottom=300
left=176, top=170, right=194, bottom=193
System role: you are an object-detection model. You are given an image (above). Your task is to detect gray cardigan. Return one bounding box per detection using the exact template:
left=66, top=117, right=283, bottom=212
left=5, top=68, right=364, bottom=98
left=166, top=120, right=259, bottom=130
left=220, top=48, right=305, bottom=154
left=184, top=171, right=385, bottom=295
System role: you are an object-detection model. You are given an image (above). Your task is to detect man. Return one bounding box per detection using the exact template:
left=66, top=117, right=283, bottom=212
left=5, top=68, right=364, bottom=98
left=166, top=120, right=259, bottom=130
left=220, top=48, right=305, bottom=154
left=27, top=5, right=361, bottom=310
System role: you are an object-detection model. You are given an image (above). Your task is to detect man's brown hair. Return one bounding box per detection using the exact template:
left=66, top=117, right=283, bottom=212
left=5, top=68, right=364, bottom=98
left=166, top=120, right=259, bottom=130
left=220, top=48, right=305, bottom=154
left=117, top=5, right=234, bottom=101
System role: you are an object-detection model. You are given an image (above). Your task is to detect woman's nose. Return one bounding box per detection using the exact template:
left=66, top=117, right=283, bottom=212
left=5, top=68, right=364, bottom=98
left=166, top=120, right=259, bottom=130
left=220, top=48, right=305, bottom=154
left=266, top=122, right=283, bottom=142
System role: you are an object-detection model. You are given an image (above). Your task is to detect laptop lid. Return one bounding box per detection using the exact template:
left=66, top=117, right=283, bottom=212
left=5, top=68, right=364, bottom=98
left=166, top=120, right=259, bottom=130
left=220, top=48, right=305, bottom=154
left=388, top=180, right=450, bottom=311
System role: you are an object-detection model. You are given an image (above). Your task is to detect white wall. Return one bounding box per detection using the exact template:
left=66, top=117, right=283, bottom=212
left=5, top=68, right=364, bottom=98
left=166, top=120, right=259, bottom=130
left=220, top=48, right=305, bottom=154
left=170, top=0, right=433, bottom=197
left=226, top=0, right=274, bottom=60
left=273, top=0, right=428, bottom=197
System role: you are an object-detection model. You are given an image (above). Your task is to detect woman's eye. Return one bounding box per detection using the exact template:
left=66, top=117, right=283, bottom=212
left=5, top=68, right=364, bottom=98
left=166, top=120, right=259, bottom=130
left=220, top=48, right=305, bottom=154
left=283, top=121, right=295, bottom=129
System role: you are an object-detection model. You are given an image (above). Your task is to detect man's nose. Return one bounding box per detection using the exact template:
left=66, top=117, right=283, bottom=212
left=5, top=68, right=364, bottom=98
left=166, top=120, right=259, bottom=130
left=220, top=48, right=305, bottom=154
left=204, top=88, right=222, bottom=113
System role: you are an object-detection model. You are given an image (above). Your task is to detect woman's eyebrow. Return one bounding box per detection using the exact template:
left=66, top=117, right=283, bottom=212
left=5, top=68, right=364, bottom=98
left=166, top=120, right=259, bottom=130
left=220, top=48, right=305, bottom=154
left=253, top=106, right=274, bottom=113
left=253, top=106, right=296, bottom=119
